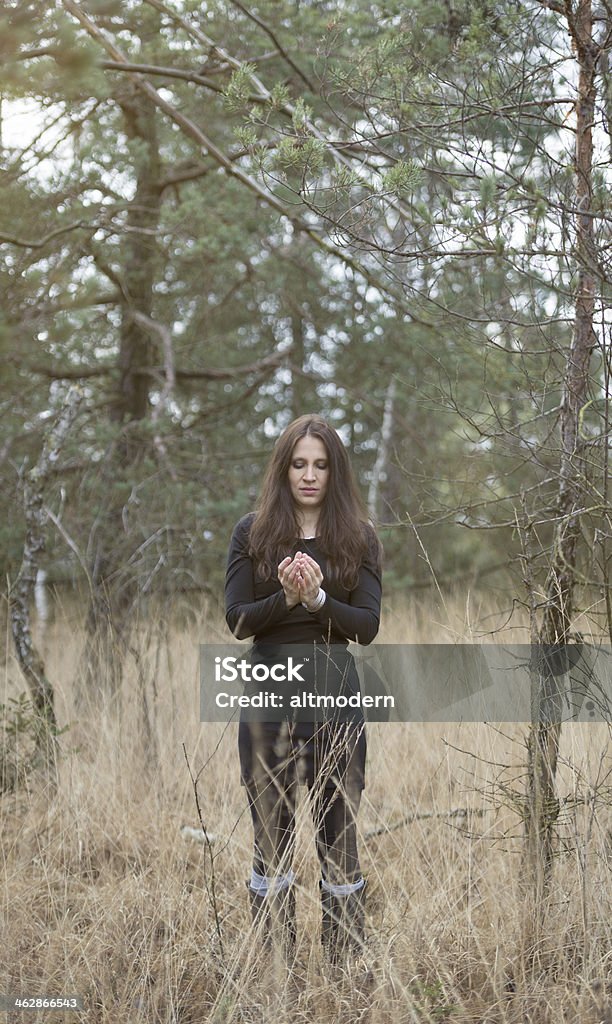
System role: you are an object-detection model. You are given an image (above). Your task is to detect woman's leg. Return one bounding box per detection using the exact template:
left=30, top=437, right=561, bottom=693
left=239, top=720, right=298, bottom=956
left=306, top=720, right=368, bottom=960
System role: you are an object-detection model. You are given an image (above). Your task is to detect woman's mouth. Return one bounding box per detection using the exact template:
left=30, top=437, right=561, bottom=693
left=300, top=488, right=318, bottom=494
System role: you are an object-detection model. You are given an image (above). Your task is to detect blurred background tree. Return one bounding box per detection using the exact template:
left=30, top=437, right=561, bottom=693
left=1, top=0, right=609, bottom=666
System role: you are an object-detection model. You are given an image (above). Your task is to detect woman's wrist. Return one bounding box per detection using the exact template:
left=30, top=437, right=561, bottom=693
left=302, top=587, right=326, bottom=613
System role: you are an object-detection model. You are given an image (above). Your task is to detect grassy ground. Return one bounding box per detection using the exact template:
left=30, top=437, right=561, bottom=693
left=1, top=596, right=611, bottom=1022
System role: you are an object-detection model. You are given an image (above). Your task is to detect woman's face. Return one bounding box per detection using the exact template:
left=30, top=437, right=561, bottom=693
left=288, top=435, right=329, bottom=514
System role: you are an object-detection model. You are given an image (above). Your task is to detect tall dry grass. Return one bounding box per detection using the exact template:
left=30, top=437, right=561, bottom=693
left=1, top=593, right=611, bottom=1023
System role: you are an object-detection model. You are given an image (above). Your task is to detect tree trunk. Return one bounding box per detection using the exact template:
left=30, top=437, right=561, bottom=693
left=114, top=87, right=162, bottom=428
left=368, top=376, right=396, bottom=519
left=290, top=307, right=308, bottom=419
left=524, top=0, right=598, bottom=902
left=9, top=392, right=82, bottom=767
left=84, top=85, right=162, bottom=697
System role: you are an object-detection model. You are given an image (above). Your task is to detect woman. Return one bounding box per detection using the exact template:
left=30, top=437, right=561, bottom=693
left=225, top=414, right=382, bottom=963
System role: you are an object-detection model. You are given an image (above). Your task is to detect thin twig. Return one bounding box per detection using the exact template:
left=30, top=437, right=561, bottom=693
left=182, top=744, right=225, bottom=956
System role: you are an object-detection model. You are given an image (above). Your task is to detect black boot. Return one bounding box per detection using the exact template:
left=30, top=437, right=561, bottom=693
left=320, top=879, right=366, bottom=964
left=247, top=883, right=296, bottom=962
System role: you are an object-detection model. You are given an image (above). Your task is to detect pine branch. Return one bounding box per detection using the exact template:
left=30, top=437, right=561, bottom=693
left=61, top=0, right=417, bottom=315
left=0, top=220, right=95, bottom=248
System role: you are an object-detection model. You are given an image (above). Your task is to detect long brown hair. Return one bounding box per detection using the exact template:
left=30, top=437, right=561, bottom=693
left=249, top=415, right=380, bottom=589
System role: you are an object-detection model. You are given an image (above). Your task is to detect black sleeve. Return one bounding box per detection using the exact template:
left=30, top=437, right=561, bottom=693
left=311, top=531, right=382, bottom=645
left=225, top=515, right=290, bottom=640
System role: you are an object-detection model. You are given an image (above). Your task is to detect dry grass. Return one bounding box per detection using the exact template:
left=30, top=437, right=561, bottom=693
left=1, top=595, right=612, bottom=1023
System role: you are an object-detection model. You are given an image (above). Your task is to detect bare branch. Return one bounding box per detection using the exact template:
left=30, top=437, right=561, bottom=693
left=0, top=220, right=96, bottom=248
left=99, top=59, right=267, bottom=104
left=12, top=346, right=294, bottom=384
left=224, top=0, right=315, bottom=92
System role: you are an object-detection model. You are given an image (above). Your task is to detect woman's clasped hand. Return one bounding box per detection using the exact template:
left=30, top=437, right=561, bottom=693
left=278, top=551, right=324, bottom=610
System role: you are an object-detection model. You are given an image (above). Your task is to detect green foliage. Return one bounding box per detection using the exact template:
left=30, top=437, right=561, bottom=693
left=272, top=136, right=326, bottom=176
left=0, top=0, right=602, bottom=619
left=382, top=160, right=422, bottom=196
left=479, top=174, right=497, bottom=207
left=223, top=63, right=258, bottom=113
left=291, top=97, right=313, bottom=132
left=331, top=166, right=362, bottom=192
left=268, top=82, right=290, bottom=111
left=53, top=22, right=98, bottom=74
left=233, top=124, right=258, bottom=149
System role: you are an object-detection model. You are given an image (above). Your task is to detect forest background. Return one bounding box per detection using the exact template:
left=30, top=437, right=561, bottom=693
left=0, top=0, right=608, bottom=628
left=1, top=1, right=612, bottom=1022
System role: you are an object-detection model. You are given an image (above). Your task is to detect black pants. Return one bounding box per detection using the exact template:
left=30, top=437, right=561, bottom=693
left=239, top=718, right=366, bottom=886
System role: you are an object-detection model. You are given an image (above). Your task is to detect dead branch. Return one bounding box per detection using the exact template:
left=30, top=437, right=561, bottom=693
left=365, top=806, right=489, bottom=838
